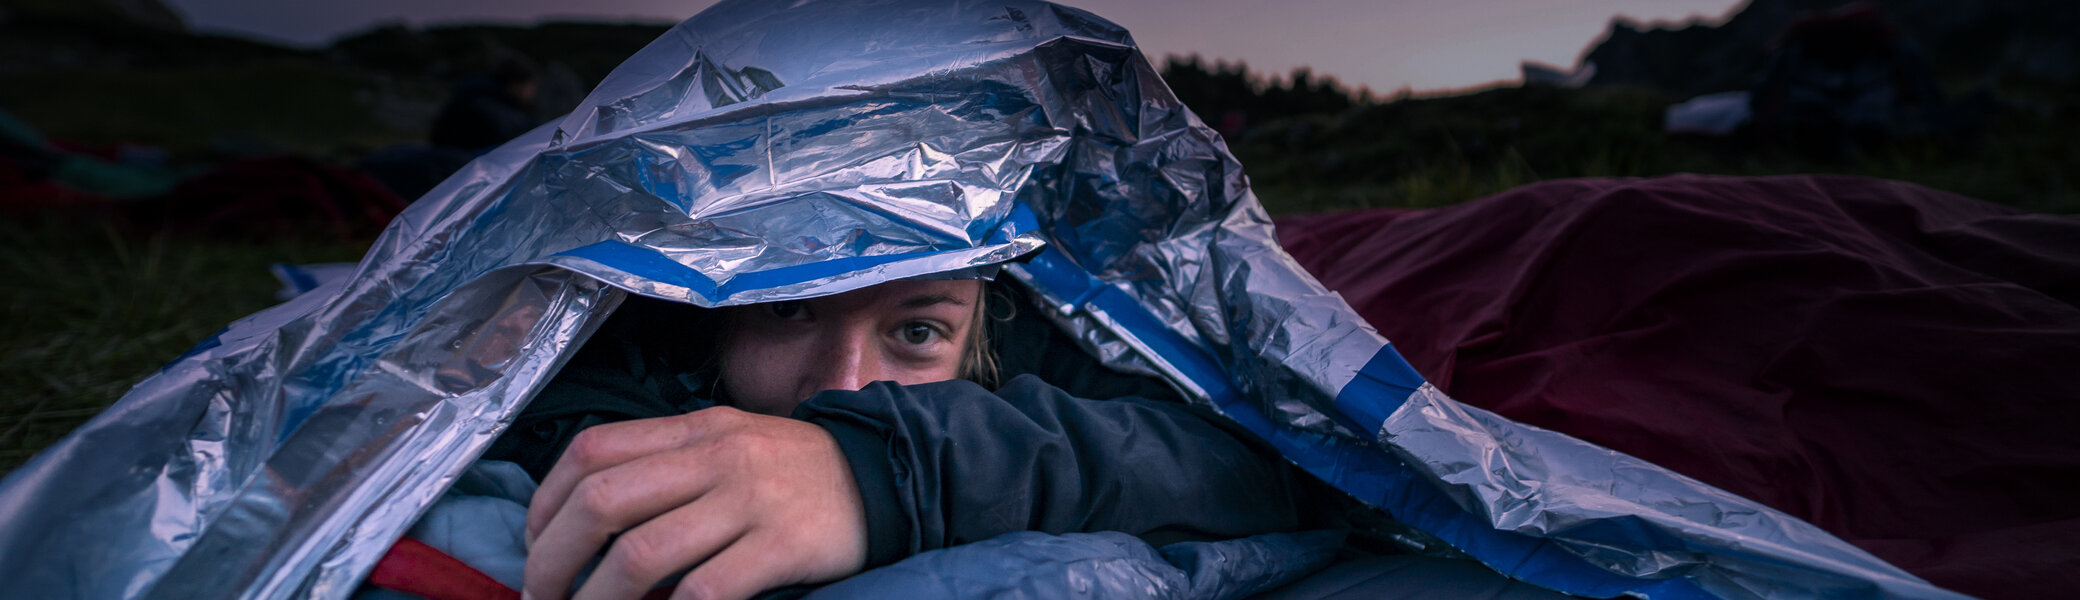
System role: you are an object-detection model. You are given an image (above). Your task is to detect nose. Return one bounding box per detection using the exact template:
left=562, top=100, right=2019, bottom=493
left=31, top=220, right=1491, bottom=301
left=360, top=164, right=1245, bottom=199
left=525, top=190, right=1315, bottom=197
left=803, top=327, right=887, bottom=398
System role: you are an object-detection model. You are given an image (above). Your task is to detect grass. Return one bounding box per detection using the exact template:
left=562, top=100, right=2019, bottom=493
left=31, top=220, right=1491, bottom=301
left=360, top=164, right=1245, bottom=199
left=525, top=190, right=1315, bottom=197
left=0, top=61, right=430, bottom=160
left=0, top=217, right=368, bottom=474
left=1236, top=85, right=2080, bottom=214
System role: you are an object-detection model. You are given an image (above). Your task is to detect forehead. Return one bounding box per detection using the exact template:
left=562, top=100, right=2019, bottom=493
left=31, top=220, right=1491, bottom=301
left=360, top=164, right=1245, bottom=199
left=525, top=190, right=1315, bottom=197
left=809, top=279, right=983, bottom=313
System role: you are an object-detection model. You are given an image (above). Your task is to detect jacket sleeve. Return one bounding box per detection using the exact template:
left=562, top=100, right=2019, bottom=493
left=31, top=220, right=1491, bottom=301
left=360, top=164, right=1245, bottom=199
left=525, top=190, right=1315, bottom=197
left=792, top=374, right=1324, bottom=568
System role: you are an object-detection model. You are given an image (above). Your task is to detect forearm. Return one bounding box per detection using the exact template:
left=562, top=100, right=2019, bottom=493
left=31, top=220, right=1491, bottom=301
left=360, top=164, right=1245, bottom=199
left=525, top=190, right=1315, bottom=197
left=795, top=374, right=1319, bottom=567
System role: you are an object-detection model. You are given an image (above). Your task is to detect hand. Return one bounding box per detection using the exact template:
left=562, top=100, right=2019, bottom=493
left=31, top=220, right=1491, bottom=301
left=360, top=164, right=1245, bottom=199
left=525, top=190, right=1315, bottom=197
left=522, top=407, right=869, bottom=600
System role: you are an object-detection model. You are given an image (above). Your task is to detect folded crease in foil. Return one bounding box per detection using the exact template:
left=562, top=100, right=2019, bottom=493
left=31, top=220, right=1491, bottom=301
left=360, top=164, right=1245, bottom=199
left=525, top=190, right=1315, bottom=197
left=0, top=2, right=1966, bottom=599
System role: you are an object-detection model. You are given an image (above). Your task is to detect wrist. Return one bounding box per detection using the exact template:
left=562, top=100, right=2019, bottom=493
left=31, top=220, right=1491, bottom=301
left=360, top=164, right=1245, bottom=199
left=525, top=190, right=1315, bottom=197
left=811, top=417, right=911, bottom=568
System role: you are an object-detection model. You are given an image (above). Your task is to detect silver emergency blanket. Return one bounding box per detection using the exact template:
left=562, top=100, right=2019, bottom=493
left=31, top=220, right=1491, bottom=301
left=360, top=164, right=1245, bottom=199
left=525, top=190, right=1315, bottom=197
left=0, top=1, right=1966, bottom=599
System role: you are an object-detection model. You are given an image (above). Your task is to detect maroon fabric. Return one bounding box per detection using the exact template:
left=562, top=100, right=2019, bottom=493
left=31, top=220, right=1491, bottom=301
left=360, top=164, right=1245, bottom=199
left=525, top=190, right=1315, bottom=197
left=3, top=154, right=406, bottom=240
left=130, top=155, right=406, bottom=240
left=1275, top=174, right=2080, bottom=600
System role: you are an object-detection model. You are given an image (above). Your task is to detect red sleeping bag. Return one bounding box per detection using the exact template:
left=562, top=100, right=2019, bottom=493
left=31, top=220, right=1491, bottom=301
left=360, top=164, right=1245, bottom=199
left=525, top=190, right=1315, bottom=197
left=1275, top=174, right=2080, bottom=600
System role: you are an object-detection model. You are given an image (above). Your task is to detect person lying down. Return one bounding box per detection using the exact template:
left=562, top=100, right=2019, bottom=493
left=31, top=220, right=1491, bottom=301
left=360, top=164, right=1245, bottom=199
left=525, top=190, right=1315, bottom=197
left=364, top=276, right=1347, bottom=600
left=0, top=1, right=1948, bottom=597
left=366, top=272, right=1589, bottom=600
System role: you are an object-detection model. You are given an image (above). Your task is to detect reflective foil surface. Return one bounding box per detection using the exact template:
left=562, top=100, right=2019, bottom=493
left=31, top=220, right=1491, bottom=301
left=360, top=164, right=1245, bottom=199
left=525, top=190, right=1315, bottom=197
left=0, top=1, right=1964, bottom=599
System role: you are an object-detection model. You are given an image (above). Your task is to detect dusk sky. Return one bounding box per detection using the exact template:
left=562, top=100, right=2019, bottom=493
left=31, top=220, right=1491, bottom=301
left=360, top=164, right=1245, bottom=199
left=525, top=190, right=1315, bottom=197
left=160, top=0, right=1747, bottom=94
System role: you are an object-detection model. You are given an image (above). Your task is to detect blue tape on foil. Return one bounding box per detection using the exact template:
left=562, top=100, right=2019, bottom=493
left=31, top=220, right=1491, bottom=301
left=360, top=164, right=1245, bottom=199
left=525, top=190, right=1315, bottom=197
left=273, top=263, right=322, bottom=296
left=1330, top=348, right=1425, bottom=431
left=1334, top=351, right=1715, bottom=600
left=1004, top=206, right=1716, bottom=600
left=554, top=240, right=985, bottom=303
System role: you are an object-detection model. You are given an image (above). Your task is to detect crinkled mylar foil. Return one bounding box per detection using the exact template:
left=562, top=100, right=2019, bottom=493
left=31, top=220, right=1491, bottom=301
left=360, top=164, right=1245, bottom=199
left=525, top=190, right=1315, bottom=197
left=0, top=1, right=1966, bottom=599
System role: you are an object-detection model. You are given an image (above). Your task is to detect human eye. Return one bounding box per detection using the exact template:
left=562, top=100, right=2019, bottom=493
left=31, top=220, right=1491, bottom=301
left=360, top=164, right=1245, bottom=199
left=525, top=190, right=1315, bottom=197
left=766, top=301, right=809, bottom=321
left=896, top=321, right=945, bottom=346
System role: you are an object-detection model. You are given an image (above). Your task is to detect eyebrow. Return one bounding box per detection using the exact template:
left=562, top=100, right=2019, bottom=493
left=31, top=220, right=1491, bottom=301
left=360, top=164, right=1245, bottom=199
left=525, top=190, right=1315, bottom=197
left=897, top=294, right=970, bottom=309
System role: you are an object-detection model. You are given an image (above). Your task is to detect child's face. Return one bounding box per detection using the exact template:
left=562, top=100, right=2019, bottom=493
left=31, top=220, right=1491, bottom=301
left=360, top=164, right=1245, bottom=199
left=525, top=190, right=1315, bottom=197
left=717, top=279, right=983, bottom=416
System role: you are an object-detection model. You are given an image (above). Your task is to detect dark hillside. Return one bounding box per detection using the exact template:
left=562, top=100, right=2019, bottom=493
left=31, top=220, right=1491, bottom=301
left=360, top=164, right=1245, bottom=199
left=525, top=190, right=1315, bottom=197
left=1583, top=0, right=2080, bottom=97
left=1233, top=81, right=2078, bottom=214
left=1, top=2, right=671, bottom=157
left=328, top=22, right=670, bottom=88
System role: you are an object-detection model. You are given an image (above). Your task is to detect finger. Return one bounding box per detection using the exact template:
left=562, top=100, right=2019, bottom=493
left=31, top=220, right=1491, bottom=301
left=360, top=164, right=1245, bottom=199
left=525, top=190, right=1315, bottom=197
left=525, top=450, right=725, bottom=600
left=668, top=533, right=807, bottom=600
left=572, top=494, right=750, bottom=600
left=529, top=412, right=723, bottom=541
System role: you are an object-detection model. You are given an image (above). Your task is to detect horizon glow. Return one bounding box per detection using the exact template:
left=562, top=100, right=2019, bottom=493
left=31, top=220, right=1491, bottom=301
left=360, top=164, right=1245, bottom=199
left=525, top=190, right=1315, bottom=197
left=157, top=0, right=1746, bottom=94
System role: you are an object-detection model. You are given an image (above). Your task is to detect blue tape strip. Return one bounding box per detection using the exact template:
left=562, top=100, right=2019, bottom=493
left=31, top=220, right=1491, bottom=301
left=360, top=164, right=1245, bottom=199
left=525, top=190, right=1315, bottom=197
left=553, top=241, right=984, bottom=303
left=1331, top=348, right=1425, bottom=432
left=274, top=263, right=321, bottom=295
left=1335, top=351, right=1716, bottom=600
left=555, top=241, right=723, bottom=300
left=1005, top=204, right=1716, bottom=599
